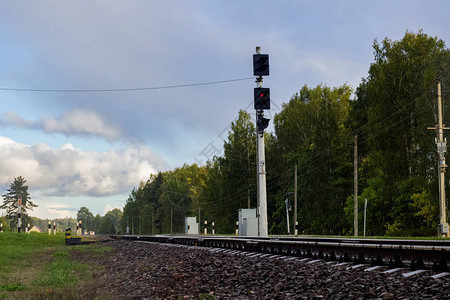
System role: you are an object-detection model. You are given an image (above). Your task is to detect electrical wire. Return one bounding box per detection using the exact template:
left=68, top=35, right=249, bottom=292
left=0, top=77, right=254, bottom=93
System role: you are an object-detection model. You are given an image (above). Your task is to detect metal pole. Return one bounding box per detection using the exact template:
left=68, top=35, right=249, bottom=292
left=285, top=196, right=290, bottom=235
left=354, top=135, right=358, bottom=236
left=257, top=125, right=268, bottom=237
left=170, top=205, right=173, bottom=235
left=248, top=123, right=251, bottom=209
left=437, top=79, right=448, bottom=237
left=152, top=211, right=155, bottom=235
left=363, top=198, right=367, bottom=237
left=132, top=215, right=134, bottom=235
left=294, top=163, right=298, bottom=236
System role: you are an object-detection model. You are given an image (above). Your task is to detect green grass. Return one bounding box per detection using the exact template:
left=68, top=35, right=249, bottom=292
left=34, top=249, right=90, bottom=288
left=0, top=231, right=64, bottom=265
left=0, top=283, right=27, bottom=292
left=0, top=232, right=110, bottom=299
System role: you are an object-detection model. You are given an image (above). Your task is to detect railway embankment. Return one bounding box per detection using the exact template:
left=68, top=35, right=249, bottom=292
left=77, top=239, right=450, bottom=299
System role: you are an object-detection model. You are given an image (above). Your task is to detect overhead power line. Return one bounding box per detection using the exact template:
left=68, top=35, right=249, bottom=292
left=0, top=77, right=254, bottom=93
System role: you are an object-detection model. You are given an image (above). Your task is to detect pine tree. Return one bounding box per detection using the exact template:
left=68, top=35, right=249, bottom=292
left=1, top=176, right=37, bottom=226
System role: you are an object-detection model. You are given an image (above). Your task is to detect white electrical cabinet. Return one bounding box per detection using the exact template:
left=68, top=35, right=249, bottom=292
left=238, top=208, right=258, bottom=236
left=185, top=217, right=199, bottom=234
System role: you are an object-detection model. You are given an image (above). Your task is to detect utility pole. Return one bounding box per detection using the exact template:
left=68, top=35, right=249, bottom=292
left=294, top=163, right=298, bottom=236
left=139, top=215, right=141, bottom=236
left=257, top=121, right=268, bottom=236
left=364, top=198, right=367, bottom=237
left=254, top=46, right=270, bottom=237
left=436, top=79, right=448, bottom=237
left=285, top=195, right=290, bottom=234
left=248, top=128, right=251, bottom=209
left=285, top=192, right=294, bottom=235
left=354, top=135, right=358, bottom=236
left=152, top=211, right=155, bottom=235
left=285, top=196, right=290, bottom=234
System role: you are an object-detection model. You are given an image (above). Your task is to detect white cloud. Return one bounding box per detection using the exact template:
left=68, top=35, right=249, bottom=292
left=1, top=110, right=122, bottom=141
left=104, top=204, right=121, bottom=214
left=39, top=202, right=75, bottom=219
left=0, top=136, right=166, bottom=197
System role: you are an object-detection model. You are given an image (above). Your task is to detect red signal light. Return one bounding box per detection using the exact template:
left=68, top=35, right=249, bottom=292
left=254, top=87, right=270, bottom=110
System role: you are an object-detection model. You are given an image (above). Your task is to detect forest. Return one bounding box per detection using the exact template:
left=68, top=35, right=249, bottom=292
left=121, top=31, right=450, bottom=237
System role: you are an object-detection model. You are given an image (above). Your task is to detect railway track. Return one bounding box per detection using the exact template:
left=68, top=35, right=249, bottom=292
left=99, top=236, right=450, bottom=298
left=112, top=235, right=450, bottom=273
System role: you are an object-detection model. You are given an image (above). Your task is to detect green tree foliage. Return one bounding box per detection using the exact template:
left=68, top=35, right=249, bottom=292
left=1, top=176, right=37, bottom=228
left=98, top=216, right=116, bottom=234
left=344, top=31, right=450, bottom=235
left=159, top=164, right=206, bottom=233
left=76, top=206, right=94, bottom=232
left=120, top=167, right=207, bottom=235
left=345, top=177, right=391, bottom=236
left=273, top=85, right=353, bottom=234
left=121, top=188, right=140, bottom=234
left=0, top=216, right=10, bottom=231
left=93, top=214, right=102, bottom=233
left=201, top=110, right=256, bottom=232
left=104, top=208, right=122, bottom=234
left=361, top=31, right=445, bottom=181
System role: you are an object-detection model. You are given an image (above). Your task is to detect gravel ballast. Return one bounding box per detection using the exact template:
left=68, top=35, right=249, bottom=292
left=81, top=239, right=450, bottom=299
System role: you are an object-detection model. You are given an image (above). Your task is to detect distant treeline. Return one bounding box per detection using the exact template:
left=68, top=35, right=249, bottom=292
left=121, top=31, right=450, bottom=237
left=0, top=210, right=122, bottom=235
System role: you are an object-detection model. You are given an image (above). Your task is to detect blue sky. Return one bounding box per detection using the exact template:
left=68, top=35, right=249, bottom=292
left=0, top=0, right=448, bottom=219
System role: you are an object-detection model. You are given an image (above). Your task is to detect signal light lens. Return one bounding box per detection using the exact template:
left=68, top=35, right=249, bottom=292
left=254, top=87, right=270, bottom=110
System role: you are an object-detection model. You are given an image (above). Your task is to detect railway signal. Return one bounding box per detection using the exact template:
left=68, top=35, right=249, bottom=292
left=254, top=87, right=270, bottom=110
left=256, top=114, right=270, bottom=134
left=253, top=54, right=269, bottom=76
left=253, top=46, right=270, bottom=237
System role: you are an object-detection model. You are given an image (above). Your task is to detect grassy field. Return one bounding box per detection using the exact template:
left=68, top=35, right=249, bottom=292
left=0, top=232, right=111, bottom=299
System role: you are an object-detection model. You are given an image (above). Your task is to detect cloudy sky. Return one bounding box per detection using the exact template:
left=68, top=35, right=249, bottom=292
left=0, top=1, right=448, bottom=220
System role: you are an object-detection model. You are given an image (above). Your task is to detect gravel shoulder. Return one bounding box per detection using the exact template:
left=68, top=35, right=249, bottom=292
left=75, top=239, right=450, bottom=299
